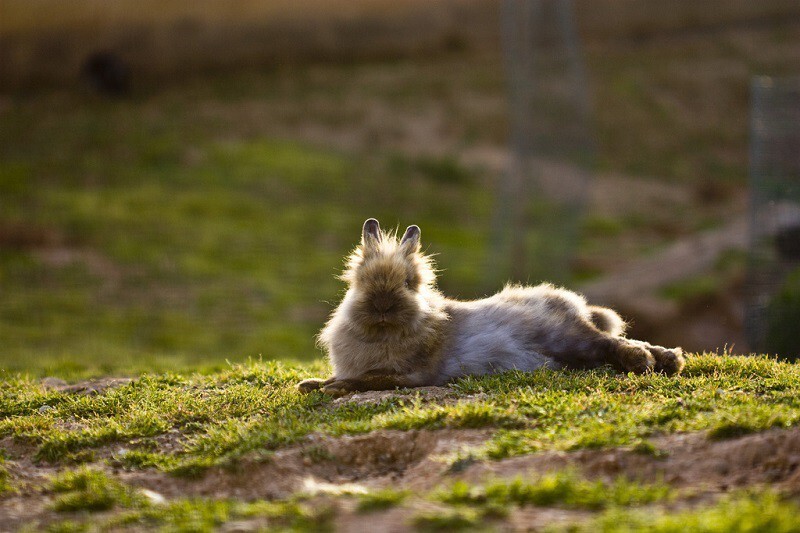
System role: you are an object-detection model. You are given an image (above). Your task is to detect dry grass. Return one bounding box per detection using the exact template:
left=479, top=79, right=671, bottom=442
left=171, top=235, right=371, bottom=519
left=0, top=0, right=438, bottom=34
left=576, top=0, right=800, bottom=38
left=4, top=0, right=800, bottom=91
left=4, top=0, right=800, bottom=37
left=0, top=0, right=493, bottom=90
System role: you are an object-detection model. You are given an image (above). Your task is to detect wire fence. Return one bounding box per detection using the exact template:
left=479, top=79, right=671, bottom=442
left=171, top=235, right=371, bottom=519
left=745, top=76, right=800, bottom=360
left=490, top=0, right=593, bottom=287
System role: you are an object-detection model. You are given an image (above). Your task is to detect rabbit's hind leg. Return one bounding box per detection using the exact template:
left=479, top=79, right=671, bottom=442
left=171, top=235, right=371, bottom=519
left=612, top=340, right=656, bottom=374
left=628, top=340, right=685, bottom=375
left=543, top=321, right=655, bottom=374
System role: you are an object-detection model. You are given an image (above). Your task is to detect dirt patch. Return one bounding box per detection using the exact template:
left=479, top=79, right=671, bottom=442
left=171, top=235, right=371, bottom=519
left=316, top=431, right=441, bottom=476
left=586, top=429, right=800, bottom=493
left=125, top=429, right=489, bottom=501
left=329, top=386, right=461, bottom=407
left=122, top=427, right=800, bottom=504
left=0, top=440, right=52, bottom=492
left=0, top=498, right=56, bottom=533
left=41, top=377, right=134, bottom=396
left=457, top=428, right=800, bottom=496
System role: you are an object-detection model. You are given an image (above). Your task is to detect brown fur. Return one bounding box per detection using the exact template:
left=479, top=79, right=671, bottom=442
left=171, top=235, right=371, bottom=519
left=307, top=220, right=449, bottom=395
left=299, top=219, right=685, bottom=396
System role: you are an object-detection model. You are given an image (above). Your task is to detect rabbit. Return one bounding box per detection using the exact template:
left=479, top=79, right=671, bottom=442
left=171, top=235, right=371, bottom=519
left=298, top=218, right=684, bottom=396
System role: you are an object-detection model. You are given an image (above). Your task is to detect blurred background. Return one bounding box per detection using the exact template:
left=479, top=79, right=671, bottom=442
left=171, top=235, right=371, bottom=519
left=1, top=0, right=799, bottom=376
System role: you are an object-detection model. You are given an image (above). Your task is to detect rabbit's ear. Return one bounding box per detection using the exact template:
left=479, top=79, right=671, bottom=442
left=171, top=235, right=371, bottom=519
left=400, top=225, right=421, bottom=254
left=362, top=218, right=381, bottom=248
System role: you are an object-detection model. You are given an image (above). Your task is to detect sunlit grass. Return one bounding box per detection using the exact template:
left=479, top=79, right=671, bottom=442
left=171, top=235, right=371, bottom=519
left=356, top=488, right=409, bottom=513
left=0, top=354, right=798, bottom=530
left=580, top=491, right=800, bottom=533
left=0, top=354, right=797, bottom=475
left=437, top=471, right=673, bottom=510
left=49, top=467, right=145, bottom=512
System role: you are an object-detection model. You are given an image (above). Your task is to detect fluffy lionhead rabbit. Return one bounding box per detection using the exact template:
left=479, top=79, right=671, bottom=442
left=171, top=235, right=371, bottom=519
left=298, top=219, right=684, bottom=396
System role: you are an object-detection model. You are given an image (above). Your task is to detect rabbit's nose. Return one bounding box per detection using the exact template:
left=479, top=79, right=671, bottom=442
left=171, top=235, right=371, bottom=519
left=373, top=293, right=395, bottom=313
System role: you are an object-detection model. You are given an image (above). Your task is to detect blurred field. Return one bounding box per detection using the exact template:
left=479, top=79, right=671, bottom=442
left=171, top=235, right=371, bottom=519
left=3, top=0, right=800, bottom=90
left=2, top=2, right=800, bottom=375
left=0, top=0, right=496, bottom=90
left=0, top=91, right=494, bottom=375
left=0, top=0, right=444, bottom=32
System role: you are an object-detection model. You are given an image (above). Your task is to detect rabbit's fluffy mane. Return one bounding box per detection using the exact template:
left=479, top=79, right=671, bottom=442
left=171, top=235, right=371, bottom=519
left=339, top=228, right=437, bottom=290
left=319, top=227, right=448, bottom=380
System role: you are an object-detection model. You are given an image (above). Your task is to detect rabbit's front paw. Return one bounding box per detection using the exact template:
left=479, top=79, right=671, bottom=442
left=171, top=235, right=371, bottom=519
left=320, top=380, right=356, bottom=397
left=297, top=378, right=330, bottom=393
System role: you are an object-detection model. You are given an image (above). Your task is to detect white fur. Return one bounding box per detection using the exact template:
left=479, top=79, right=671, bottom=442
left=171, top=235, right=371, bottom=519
left=436, top=285, right=580, bottom=383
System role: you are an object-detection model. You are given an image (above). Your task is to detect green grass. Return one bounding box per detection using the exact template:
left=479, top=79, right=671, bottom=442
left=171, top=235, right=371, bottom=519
left=437, top=470, right=672, bottom=511
left=0, top=354, right=798, bottom=530
left=40, top=494, right=335, bottom=532
left=423, top=471, right=673, bottom=530
left=356, top=488, right=409, bottom=513
left=0, top=456, right=13, bottom=495
left=0, top=105, right=493, bottom=376
left=41, top=464, right=336, bottom=530
left=49, top=467, right=145, bottom=512
left=110, top=497, right=335, bottom=532
left=1, top=58, right=509, bottom=377
left=581, top=491, right=800, bottom=533
left=423, top=475, right=797, bottom=532
left=413, top=507, right=482, bottom=532
left=0, top=354, right=798, bottom=476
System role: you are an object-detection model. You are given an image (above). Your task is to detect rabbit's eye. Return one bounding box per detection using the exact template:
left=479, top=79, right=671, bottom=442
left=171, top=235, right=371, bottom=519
left=404, top=279, right=411, bottom=289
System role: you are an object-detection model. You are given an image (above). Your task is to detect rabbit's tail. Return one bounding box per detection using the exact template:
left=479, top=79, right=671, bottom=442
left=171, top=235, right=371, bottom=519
left=588, top=306, right=626, bottom=337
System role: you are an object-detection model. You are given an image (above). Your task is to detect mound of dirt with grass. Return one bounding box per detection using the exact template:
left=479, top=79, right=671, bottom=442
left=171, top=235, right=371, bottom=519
left=1, top=355, right=799, bottom=531
left=118, top=426, right=800, bottom=501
